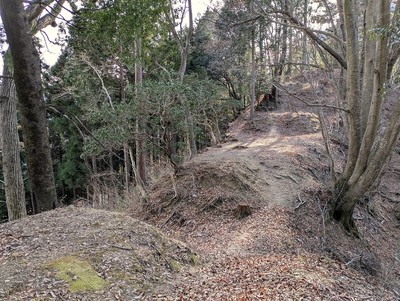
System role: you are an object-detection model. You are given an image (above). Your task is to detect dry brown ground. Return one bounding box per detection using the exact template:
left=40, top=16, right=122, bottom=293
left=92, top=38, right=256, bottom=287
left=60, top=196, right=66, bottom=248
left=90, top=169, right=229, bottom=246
left=0, top=71, right=399, bottom=300
left=0, top=207, right=196, bottom=300
left=143, top=71, right=400, bottom=300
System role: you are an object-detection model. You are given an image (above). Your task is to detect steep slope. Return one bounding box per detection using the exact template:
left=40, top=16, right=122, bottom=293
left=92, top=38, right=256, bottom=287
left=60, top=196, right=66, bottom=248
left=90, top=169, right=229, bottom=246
left=143, top=73, right=400, bottom=300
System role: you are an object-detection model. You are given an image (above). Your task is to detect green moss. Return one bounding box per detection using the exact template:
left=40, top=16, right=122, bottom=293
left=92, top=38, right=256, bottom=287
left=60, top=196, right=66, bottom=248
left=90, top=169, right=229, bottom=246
left=188, top=254, right=201, bottom=266
left=168, top=259, right=181, bottom=272
left=48, top=256, right=107, bottom=292
left=90, top=221, right=102, bottom=228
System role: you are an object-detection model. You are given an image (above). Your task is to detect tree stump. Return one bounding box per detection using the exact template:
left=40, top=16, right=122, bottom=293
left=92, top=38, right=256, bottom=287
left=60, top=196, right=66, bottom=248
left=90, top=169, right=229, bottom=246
left=235, top=204, right=252, bottom=219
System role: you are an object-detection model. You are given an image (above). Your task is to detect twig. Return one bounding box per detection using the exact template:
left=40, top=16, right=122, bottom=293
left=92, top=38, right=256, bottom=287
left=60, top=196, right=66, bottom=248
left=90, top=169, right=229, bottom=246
left=104, top=243, right=135, bottom=251
left=80, top=55, right=115, bottom=110
left=283, top=174, right=299, bottom=184
left=294, top=193, right=306, bottom=210
left=149, top=242, right=172, bottom=269
left=274, top=82, right=350, bottom=113
left=318, top=109, right=337, bottom=182
left=307, top=167, right=319, bottom=180
left=345, top=255, right=361, bottom=266
left=161, top=210, right=178, bottom=229
left=379, top=193, right=399, bottom=203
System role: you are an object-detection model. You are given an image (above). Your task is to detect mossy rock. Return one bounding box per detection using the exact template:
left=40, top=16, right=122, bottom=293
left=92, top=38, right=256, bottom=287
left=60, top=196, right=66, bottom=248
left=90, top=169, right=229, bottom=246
left=47, top=256, right=107, bottom=292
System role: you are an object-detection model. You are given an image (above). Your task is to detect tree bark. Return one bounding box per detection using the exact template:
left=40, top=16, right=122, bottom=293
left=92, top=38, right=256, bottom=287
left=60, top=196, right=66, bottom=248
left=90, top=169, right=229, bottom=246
left=338, top=0, right=361, bottom=183
left=167, top=0, right=197, bottom=159
left=250, top=28, right=256, bottom=119
left=281, top=10, right=347, bottom=69
left=333, top=0, right=392, bottom=235
left=135, top=38, right=147, bottom=187
left=387, top=0, right=400, bottom=80
left=0, top=60, right=27, bottom=221
left=0, top=0, right=57, bottom=212
left=301, top=0, right=308, bottom=69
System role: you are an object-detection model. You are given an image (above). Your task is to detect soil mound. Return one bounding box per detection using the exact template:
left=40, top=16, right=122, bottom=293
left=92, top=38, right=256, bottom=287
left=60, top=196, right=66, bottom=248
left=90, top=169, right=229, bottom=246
left=0, top=207, right=195, bottom=300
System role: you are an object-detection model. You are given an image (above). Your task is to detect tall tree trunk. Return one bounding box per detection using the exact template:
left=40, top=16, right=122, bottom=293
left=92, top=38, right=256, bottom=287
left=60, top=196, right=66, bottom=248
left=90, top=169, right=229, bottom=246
left=335, top=0, right=347, bottom=129
left=135, top=38, right=147, bottom=186
left=301, top=0, right=308, bottom=69
left=250, top=28, right=256, bottom=119
left=278, top=0, right=288, bottom=79
left=387, top=0, right=400, bottom=80
left=337, top=0, right=361, bottom=183
left=333, top=0, right=391, bottom=235
left=167, top=0, right=197, bottom=159
left=0, top=0, right=57, bottom=213
left=0, top=59, right=26, bottom=221
left=118, top=47, right=131, bottom=194
left=123, top=143, right=130, bottom=192
left=175, top=0, right=193, bottom=82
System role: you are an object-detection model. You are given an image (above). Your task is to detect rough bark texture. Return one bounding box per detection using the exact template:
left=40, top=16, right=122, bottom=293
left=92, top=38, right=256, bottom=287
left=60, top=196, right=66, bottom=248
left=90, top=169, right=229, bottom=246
left=0, top=0, right=57, bottom=212
left=0, top=61, right=27, bottom=221
left=332, top=194, right=358, bottom=237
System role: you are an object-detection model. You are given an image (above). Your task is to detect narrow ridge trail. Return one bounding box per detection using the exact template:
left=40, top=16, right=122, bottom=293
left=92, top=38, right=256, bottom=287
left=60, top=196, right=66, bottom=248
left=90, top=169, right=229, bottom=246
left=147, top=78, right=398, bottom=300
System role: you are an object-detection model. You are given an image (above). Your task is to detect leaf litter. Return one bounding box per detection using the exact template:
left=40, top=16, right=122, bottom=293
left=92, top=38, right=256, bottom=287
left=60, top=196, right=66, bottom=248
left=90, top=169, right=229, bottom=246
left=0, top=74, right=399, bottom=300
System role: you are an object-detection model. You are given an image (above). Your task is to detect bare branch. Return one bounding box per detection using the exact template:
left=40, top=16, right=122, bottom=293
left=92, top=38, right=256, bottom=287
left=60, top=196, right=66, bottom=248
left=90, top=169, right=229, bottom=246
left=253, top=1, right=347, bottom=69
left=274, top=82, right=350, bottom=113
left=33, top=0, right=66, bottom=33
left=80, top=55, right=115, bottom=110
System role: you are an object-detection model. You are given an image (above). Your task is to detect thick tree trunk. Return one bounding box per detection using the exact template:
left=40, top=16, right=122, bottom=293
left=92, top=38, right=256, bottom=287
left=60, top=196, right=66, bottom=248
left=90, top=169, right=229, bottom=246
left=349, top=0, right=389, bottom=184
left=333, top=0, right=392, bottom=235
left=332, top=195, right=358, bottom=236
left=339, top=0, right=361, bottom=182
left=0, top=61, right=26, bottom=221
left=0, top=0, right=57, bottom=212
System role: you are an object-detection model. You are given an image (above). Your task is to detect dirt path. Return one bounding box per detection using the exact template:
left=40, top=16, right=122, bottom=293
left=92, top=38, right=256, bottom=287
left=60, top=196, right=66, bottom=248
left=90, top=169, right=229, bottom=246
left=0, top=75, right=398, bottom=300
left=154, top=83, right=330, bottom=256
left=147, top=77, right=399, bottom=300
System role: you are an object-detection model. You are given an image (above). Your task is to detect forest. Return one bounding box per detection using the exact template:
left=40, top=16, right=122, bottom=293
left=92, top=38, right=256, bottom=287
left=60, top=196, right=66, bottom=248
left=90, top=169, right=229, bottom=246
left=0, top=0, right=400, bottom=299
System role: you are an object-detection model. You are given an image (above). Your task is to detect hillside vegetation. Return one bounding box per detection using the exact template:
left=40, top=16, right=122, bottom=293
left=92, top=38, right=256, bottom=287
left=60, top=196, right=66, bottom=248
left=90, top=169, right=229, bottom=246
left=0, top=75, right=399, bottom=300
